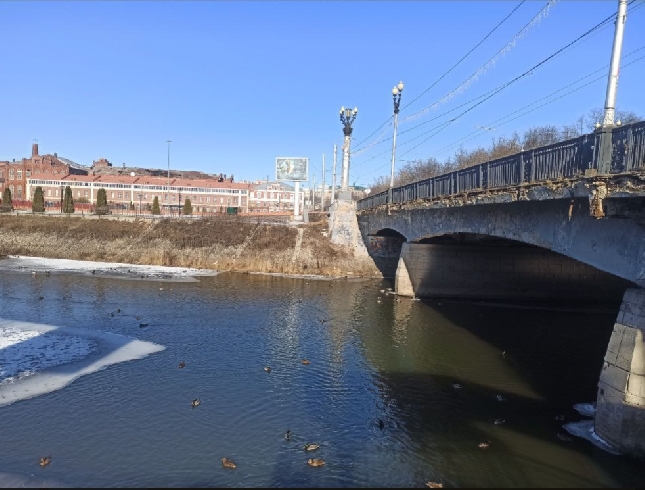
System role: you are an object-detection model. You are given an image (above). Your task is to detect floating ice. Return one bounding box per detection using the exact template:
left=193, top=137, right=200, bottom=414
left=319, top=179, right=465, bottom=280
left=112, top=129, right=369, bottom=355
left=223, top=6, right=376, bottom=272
left=0, top=319, right=165, bottom=408
left=0, top=326, right=97, bottom=385
left=0, top=255, right=218, bottom=282
left=563, top=420, right=621, bottom=455
left=573, top=402, right=596, bottom=418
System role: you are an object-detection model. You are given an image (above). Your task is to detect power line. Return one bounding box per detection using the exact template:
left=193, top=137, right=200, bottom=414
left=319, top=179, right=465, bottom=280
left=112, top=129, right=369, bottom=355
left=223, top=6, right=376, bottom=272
left=401, top=0, right=557, bottom=121
left=352, top=54, right=645, bottom=183
left=351, top=0, right=529, bottom=153
left=354, top=3, right=624, bottom=167
left=402, top=0, right=529, bottom=111
left=431, top=48, right=645, bottom=158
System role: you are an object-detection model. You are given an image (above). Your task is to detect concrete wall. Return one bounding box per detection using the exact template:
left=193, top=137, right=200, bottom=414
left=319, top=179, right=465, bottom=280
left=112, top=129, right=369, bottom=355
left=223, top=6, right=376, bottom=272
left=596, top=288, right=645, bottom=457
left=397, top=242, right=631, bottom=302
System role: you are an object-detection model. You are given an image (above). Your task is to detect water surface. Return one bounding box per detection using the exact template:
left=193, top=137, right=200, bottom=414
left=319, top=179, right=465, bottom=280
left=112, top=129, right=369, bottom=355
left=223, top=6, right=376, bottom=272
left=0, top=267, right=644, bottom=487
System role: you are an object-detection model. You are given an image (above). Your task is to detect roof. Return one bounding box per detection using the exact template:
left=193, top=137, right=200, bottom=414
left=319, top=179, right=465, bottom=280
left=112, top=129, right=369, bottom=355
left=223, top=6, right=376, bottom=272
left=252, top=181, right=295, bottom=191
left=56, top=157, right=90, bottom=172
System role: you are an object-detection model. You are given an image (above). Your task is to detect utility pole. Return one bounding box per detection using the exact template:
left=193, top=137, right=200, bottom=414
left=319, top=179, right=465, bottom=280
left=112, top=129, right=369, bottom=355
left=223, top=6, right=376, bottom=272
left=312, top=175, right=316, bottom=210
left=603, top=0, right=628, bottom=128
left=331, top=144, right=337, bottom=206
left=598, top=0, right=628, bottom=173
left=321, top=153, right=325, bottom=211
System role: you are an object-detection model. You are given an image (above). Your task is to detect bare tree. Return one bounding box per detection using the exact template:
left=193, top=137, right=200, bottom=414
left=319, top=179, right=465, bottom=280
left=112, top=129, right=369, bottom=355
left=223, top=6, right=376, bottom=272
left=585, top=107, right=642, bottom=131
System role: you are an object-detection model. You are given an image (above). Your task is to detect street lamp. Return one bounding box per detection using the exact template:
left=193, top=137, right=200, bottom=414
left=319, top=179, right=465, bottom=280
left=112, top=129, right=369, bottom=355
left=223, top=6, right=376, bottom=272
left=339, top=106, right=358, bottom=195
left=389, top=81, right=403, bottom=213
left=166, top=140, right=172, bottom=216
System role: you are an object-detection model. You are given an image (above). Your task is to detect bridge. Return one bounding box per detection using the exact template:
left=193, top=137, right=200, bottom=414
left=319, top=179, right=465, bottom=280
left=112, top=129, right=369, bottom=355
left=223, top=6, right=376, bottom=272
left=344, top=121, right=645, bottom=458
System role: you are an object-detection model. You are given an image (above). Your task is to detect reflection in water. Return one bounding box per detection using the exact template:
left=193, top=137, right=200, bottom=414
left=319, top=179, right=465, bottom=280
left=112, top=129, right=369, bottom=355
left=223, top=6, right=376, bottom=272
left=0, top=268, right=643, bottom=488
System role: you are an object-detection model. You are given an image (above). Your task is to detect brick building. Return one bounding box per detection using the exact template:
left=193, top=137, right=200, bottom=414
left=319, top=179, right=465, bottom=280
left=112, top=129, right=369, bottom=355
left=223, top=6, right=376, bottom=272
left=0, top=143, right=87, bottom=203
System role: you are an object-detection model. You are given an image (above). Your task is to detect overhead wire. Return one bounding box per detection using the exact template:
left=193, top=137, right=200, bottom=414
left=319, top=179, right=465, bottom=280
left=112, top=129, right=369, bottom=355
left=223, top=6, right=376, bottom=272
left=353, top=0, right=640, bottom=161
left=401, top=0, right=556, bottom=119
left=351, top=0, right=530, bottom=154
left=431, top=47, right=645, bottom=158
left=351, top=2, right=626, bottom=172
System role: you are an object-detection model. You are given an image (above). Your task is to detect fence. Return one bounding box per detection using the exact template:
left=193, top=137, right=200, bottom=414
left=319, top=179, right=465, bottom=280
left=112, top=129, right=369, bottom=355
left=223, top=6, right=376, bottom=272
left=358, top=121, right=645, bottom=211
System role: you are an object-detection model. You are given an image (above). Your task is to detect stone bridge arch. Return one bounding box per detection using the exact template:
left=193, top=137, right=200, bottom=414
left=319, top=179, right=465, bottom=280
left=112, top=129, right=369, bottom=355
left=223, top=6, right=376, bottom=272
left=358, top=198, right=645, bottom=290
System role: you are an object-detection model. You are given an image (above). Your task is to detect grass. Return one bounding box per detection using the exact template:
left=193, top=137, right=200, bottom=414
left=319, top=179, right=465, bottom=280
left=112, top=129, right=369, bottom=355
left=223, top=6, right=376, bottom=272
left=0, top=215, right=381, bottom=277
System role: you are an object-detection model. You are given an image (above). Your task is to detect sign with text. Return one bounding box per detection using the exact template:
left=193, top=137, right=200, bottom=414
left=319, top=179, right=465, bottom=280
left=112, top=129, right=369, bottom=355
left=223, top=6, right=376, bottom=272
left=276, top=157, right=308, bottom=182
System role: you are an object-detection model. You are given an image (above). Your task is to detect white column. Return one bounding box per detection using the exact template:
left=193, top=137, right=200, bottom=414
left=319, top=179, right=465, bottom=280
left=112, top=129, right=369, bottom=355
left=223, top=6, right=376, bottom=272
left=294, top=181, right=300, bottom=217
left=602, top=0, right=628, bottom=127
left=341, top=134, right=351, bottom=191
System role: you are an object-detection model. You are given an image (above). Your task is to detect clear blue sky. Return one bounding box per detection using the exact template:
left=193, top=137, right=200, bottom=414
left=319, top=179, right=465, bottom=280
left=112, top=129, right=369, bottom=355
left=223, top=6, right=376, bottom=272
left=2, top=1, right=644, bottom=188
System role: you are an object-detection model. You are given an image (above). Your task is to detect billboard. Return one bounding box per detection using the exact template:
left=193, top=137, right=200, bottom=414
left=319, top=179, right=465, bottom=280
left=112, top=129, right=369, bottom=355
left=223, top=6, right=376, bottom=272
left=276, top=157, right=308, bottom=182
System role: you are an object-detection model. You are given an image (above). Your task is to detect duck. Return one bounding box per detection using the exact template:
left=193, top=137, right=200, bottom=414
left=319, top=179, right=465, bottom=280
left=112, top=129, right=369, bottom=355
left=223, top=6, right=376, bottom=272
left=307, top=458, right=325, bottom=467
left=191, top=398, right=201, bottom=407
left=39, top=456, right=52, bottom=467
left=139, top=323, right=149, bottom=328
left=45, top=271, right=50, bottom=277
left=136, top=316, right=141, bottom=321
left=452, top=383, right=462, bottom=389
left=301, top=359, right=310, bottom=365
left=38, top=296, right=44, bottom=300
left=478, top=441, right=490, bottom=448
left=304, top=443, right=319, bottom=451
left=179, top=361, right=186, bottom=369
left=426, top=482, right=443, bottom=489
left=221, top=457, right=236, bottom=469
left=264, top=366, right=272, bottom=373
left=494, top=418, right=505, bottom=425
left=284, top=430, right=291, bottom=441
left=496, top=394, right=505, bottom=402
left=377, top=419, right=385, bottom=430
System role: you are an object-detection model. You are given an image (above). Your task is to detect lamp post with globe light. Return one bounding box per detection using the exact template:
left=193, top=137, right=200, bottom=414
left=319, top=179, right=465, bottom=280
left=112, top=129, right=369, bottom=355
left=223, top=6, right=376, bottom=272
left=388, top=81, right=403, bottom=214
left=339, top=106, right=358, bottom=198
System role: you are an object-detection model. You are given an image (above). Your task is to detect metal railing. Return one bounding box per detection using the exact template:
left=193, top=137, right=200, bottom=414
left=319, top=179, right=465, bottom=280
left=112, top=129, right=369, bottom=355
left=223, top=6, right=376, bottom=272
left=357, top=121, right=645, bottom=211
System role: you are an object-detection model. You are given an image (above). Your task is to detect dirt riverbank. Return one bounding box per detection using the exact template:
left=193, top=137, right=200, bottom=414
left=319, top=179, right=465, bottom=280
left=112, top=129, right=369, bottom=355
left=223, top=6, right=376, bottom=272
left=0, top=214, right=382, bottom=278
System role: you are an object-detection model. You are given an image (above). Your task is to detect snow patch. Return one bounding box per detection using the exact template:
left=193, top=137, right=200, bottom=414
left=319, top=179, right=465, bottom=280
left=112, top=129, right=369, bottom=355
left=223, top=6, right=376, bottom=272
left=563, top=420, right=621, bottom=455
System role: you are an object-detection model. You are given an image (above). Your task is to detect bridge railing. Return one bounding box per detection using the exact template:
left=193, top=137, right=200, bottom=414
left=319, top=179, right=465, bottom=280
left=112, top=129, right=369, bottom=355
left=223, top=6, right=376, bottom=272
left=357, top=120, right=645, bottom=211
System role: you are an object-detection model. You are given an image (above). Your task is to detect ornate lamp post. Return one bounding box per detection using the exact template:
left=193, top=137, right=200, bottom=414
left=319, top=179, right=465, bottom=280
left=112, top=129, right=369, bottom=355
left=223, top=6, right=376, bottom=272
left=389, top=81, right=404, bottom=213
left=339, top=106, right=358, bottom=195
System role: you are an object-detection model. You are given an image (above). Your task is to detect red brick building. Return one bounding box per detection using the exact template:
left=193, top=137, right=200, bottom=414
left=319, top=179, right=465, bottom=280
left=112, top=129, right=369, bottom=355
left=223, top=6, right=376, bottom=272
left=0, top=143, right=87, bottom=204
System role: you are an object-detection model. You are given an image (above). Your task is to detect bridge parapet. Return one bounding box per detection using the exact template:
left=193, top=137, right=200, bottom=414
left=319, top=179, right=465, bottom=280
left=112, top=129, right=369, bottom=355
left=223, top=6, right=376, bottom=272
left=358, top=121, right=645, bottom=211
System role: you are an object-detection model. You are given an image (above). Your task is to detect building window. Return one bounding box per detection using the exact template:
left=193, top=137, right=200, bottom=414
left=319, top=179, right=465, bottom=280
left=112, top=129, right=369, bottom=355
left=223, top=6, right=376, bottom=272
left=84, top=190, right=89, bottom=198
left=111, top=192, right=115, bottom=199
left=17, top=185, right=23, bottom=199
left=9, top=169, right=14, bottom=180
left=17, top=170, right=22, bottom=180
left=117, top=192, right=122, bottom=199
left=47, top=189, right=52, bottom=197
left=26, top=170, right=31, bottom=177
left=77, top=191, right=81, bottom=198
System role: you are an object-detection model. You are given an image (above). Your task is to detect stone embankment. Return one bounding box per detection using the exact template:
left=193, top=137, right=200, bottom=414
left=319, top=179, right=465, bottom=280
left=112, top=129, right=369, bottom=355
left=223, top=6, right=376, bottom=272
left=0, top=214, right=381, bottom=278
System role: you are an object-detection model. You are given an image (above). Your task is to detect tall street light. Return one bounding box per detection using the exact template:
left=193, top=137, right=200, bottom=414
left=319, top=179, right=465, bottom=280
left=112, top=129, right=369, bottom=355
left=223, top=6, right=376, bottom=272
left=388, top=81, right=403, bottom=214
left=339, top=106, right=358, bottom=196
left=166, top=140, right=172, bottom=216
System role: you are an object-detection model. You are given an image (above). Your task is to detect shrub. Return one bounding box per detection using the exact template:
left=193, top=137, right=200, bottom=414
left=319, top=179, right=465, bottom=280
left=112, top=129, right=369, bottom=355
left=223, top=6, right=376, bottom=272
left=63, top=186, right=75, bottom=214
left=32, top=187, right=45, bottom=213
left=1, top=188, right=13, bottom=212
left=95, top=188, right=109, bottom=215
left=183, top=198, right=193, bottom=215
left=152, top=196, right=161, bottom=215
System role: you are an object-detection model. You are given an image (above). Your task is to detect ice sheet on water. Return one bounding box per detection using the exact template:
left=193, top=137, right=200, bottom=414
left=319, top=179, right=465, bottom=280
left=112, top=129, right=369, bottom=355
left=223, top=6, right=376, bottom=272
left=0, top=326, right=97, bottom=385
left=563, top=420, right=621, bottom=455
left=0, top=319, right=165, bottom=408
left=0, top=471, right=73, bottom=488
left=0, top=255, right=218, bottom=282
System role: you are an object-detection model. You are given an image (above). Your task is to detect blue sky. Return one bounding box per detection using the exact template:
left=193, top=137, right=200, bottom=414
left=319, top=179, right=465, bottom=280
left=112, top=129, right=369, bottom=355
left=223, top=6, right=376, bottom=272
left=1, top=0, right=644, bottom=188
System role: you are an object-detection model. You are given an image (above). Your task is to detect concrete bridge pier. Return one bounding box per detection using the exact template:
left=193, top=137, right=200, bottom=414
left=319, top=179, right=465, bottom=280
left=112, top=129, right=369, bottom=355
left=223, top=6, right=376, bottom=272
left=595, top=288, right=645, bottom=457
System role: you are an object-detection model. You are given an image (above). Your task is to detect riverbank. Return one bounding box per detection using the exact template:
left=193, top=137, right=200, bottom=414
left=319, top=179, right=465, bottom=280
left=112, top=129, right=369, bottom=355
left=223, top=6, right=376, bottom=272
left=0, top=214, right=382, bottom=278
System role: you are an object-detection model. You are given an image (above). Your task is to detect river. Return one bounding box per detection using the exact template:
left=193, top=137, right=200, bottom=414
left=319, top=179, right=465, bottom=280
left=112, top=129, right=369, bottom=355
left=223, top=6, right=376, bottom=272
left=0, top=261, right=644, bottom=487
